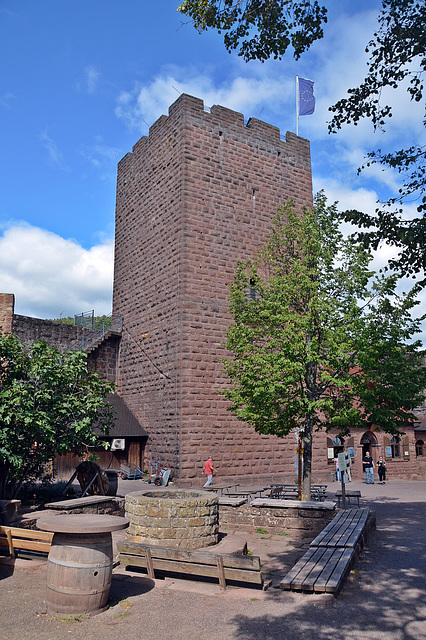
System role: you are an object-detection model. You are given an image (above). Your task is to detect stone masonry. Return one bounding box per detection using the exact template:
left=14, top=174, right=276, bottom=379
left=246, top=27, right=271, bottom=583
left=125, top=488, right=219, bottom=548
left=112, top=93, right=314, bottom=485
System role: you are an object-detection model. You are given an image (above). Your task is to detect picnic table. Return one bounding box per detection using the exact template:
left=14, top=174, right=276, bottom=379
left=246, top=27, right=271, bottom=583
left=268, top=484, right=327, bottom=501
left=223, top=485, right=269, bottom=502
left=203, top=482, right=239, bottom=496
left=335, top=490, right=361, bottom=508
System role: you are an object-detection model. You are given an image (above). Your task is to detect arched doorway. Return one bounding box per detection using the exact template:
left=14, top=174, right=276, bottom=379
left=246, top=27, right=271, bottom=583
left=360, top=430, right=378, bottom=458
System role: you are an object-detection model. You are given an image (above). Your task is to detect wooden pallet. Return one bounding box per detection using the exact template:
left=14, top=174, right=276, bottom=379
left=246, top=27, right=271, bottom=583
left=0, top=525, right=53, bottom=558
left=117, top=540, right=270, bottom=590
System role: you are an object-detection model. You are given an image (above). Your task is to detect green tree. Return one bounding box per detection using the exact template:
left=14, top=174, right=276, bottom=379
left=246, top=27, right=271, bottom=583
left=0, top=334, right=115, bottom=499
left=222, top=194, right=426, bottom=499
left=179, top=0, right=426, bottom=279
left=177, top=0, right=328, bottom=61
left=329, top=0, right=426, bottom=280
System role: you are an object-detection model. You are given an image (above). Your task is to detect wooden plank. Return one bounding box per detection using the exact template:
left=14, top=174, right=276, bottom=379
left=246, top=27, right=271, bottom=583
left=119, top=554, right=263, bottom=585
left=313, top=548, right=354, bottom=593
left=324, top=548, right=354, bottom=593
left=291, top=547, right=330, bottom=591
left=8, top=528, right=54, bottom=542
left=216, top=555, right=226, bottom=589
left=300, top=547, right=337, bottom=592
left=317, top=511, right=359, bottom=548
left=325, top=510, right=369, bottom=548
left=313, top=547, right=348, bottom=592
left=218, top=497, right=247, bottom=506
left=251, top=498, right=336, bottom=510
left=345, top=509, right=369, bottom=547
left=0, top=526, right=53, bottom=556
left=280, top=547, right=320, bottom=590
left=12, top=539, right=51, bottom=553
left=310, top=510, right=352, bottom=547
left=145, top=547, right=155, bottom=579
left=116, top=541, right=260, bottom=570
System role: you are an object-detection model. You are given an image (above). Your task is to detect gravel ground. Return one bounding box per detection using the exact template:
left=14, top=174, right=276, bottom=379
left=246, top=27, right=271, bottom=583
left=1, top=479, right=425, bottom=640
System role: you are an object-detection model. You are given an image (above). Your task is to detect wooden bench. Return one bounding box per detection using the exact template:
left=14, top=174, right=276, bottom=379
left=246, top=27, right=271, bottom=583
left=0, top=526, right=53, bottom=559
left=117, top=540, right=270, bottom=590
left=218, top=496, right=247, bottom=506
left=280, top=508, right=371, bottom=594
left=251, top=498, right=336, bottom=510
left=280, top=545, right=355, bottom=593
left=335, top=490, right=361, bottom=508
left=310, top=508, right=369, bottom=548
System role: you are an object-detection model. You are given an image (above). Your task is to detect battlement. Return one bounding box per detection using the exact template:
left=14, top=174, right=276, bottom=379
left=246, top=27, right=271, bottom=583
left=118, top=93, right=310, bottom=170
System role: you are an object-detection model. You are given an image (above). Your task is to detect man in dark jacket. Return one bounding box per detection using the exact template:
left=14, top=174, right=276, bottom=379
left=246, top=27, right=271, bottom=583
left=363, top=450, right=374, bottom=484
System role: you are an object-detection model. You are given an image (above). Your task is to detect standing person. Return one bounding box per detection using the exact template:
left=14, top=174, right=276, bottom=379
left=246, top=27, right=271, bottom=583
left=203, top=456, right=216, bottom=487
left=334, top=457, right=341, bottom=482
left=377, top=456, right=387, bottom=484
left=363, top=450, right=374, bottom=484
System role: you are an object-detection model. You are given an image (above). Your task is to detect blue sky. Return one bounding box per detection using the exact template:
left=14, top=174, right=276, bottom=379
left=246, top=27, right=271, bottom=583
left=1, top=0, right=424, bottom=328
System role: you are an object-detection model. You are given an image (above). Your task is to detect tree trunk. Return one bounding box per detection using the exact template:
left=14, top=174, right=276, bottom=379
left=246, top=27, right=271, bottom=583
left=302, top=414, right=313, bottom=501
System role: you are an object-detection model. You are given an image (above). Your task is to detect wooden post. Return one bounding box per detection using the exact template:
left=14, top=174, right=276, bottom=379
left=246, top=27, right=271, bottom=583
left=145, top=547, right=155, bottom=579
left=216, top=555, right=226, bottom=590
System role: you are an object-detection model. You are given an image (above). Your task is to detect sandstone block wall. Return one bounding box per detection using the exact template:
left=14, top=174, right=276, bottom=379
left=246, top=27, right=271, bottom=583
left=219, top=503, right=336, bottom=536
left=0, top=293, right=15, bottom=334
left=113, top=93, right=314, bottom=484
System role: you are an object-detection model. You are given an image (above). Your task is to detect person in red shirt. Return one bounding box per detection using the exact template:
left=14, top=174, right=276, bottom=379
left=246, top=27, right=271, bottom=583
left=203, top=456, right=216, bottom=487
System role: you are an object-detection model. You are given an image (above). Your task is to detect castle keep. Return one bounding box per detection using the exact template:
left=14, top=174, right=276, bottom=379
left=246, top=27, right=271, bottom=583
left=112, top=93, right=313, bottom=484
left=2, top=94, right=424, bottom=482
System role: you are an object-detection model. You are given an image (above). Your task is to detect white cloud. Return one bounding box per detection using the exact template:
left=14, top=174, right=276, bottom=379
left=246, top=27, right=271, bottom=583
left=80, top=136, right=121, bottom=181
left=115, top=68, right=293, bottom=133
left=39, top=127, right=63, bottom=166
left=85, top=65, right=100, bottom=94
left=0, top=92, right=16, bottom=108
left=75, top=65, right=101, bottom=94
left=0, top=224, right=113, bottom=319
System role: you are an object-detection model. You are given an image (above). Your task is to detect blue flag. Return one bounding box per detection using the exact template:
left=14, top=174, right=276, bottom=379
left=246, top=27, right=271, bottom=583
left=299, top=78, right=315, bottom=116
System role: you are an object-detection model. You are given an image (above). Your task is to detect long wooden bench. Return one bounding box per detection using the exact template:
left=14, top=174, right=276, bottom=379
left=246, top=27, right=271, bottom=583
left=280, top=545, right=355, bottom=593
left=310, top=508, right=369, bottom=548
left=0, top=526, right=53, bottom=558
left=280, top=508, right=371, bottom=594
left=117, top=540, right=270, bottom=590
left=251, top=498, right=336, bottom=510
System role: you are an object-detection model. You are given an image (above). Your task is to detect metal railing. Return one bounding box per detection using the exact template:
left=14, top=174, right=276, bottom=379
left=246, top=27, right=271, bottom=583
left=69, top=312, right=123, bottom=352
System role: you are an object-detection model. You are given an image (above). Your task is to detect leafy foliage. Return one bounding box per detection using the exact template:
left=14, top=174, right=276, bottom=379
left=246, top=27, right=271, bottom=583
left=179, top=0, right=426, bottom=278
left=222, top=194, right=426, bottom=498
left=177, top=0, right=328, bottom=61
left=0, top=334, right=115, bottom=499
left=329, top=0, right=426, bottom=277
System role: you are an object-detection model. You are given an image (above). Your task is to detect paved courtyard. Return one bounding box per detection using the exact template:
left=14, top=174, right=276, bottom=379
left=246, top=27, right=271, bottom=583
left=0, top=479, right=425, bottom=640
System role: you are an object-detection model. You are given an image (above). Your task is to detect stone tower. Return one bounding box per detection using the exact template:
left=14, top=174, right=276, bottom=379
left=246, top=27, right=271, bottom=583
left=113, top=93, right=313, bottom=484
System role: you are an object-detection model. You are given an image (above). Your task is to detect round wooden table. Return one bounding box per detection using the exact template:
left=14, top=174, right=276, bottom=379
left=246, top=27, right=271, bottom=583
left=38, top=513, right=129, bottom=615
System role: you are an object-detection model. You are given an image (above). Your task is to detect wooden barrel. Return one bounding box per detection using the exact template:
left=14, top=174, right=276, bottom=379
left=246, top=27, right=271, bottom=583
left=46, top=531, right=113, bottom=614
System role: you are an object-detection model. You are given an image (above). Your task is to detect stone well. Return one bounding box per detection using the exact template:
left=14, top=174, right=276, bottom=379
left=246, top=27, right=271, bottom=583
left=125, top=488, right=219, bottom=549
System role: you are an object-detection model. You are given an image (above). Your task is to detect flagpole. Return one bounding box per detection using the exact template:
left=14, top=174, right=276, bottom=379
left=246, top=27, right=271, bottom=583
left=296, top=75, right=299, bottom=136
